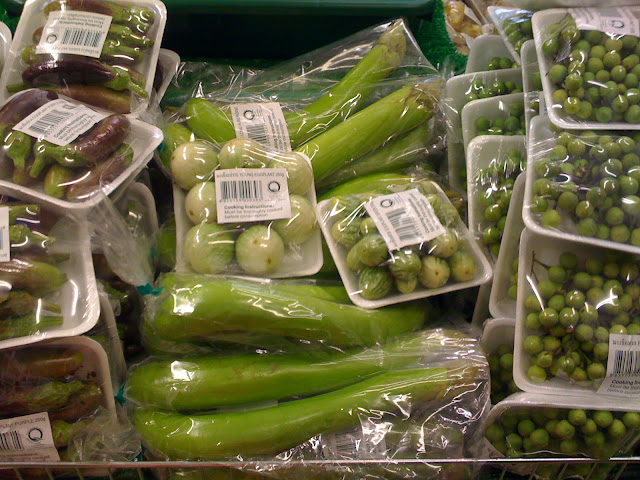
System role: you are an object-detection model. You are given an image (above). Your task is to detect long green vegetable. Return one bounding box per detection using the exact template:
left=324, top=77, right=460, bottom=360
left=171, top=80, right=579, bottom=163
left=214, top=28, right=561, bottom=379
left=149, top=274, right=426, bottom=348
left=318, top=173, right=415, bottom=201
left=126, top=329, right=473, bottom=410
left=133, top=367, right=454, bottom=459
left=297, top=81, right=441, bottom=183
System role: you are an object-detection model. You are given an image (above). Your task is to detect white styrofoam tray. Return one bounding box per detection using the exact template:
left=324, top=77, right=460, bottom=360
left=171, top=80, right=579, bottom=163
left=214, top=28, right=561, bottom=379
left=461, top=92, right=525, bottom=154
left=466, top=134, right=526, bottom=263
left=488, top=6, right=534, bottom=65
left=481, top=317, right=515, bottom=354
left=465, top=35, right=515, bottom=74
left=446, top=69, right=523, bottom=195
left=152, top=48, right=180, bottom=108
left=0, top=0, right=167, bottom=117
left=0, top=196, right=99, bottom=351
left=0, top=90, right=162, bottom=214
left=472, top=282, right=492, bottom=327
left=520, top=39, right=544, bottom=140
left=532, top=7, right=640, bottom=130
left=0, top=21, right=11, bottom=70
left=524, top=115, right=640, bottom=256
left=317, top=183, right=493, bottom=309
left=489, top=174, right=525, bottom=320
left=174, top=183, right=323, bottom=279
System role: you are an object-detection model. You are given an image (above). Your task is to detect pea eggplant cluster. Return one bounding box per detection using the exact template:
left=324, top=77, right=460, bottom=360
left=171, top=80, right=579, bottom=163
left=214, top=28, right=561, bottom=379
left=1, top=89, right=134, bottom=202
left=15, top=0, right=156, bottom=113
left=0, top=202, right=69, bottom=341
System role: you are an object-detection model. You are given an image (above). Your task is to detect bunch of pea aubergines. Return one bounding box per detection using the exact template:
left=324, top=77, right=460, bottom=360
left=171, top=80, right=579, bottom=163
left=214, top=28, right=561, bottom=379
left=13, top=0, right=156, bottom=113
left=1, top=89, right=134, bottom=201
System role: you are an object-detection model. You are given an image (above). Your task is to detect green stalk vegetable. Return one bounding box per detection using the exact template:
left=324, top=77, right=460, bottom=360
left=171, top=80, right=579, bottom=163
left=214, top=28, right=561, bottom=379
left=150, top=274, right=426, bottom=348
left=134, top=366, right=455, bottom=459
left=297, top=81, right=441, bottom=182
left=126, top=329, right=473, bottom=410
left=318, top=173, right=414, bottom=201
left=184, top=99, right=236, bottom=145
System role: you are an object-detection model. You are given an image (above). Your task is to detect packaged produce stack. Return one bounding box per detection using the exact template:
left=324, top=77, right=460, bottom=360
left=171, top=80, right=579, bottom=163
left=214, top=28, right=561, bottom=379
left=0, top=0, right=170, bottom=466
left=457, top=3, right=640, bottom=478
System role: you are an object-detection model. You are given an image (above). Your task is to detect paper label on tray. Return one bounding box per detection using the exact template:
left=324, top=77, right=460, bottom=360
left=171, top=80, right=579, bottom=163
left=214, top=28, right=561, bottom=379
left=230, top=103, right=292, bottom=152
left=365, top=189, right=446, bottom=251
left=570, top=8, right=639, bottom=36
left=214, top=168, right=291, bottom=223
left=36, top=10, right=112, bottom=58
left=321, top=426, right=387, bottom=460
left=13, top=99, right=107, bottom=146
left=0, top=413, right=60, bottom=462
left=0, top=207, right=9, bottom=262
left=597, top=334, right=640, bottom=397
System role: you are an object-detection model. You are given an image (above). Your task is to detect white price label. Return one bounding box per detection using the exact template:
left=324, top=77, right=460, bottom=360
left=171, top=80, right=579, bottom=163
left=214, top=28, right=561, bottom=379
left=570, top=8, right=639, bottom=36
left=36, top=10, right=112, bottom=58
left=214, top=168, right=291, bottom=223
left=597, top=334, right=640, bottom=398
left=364, top=189, right=446, bottom=251
left=321, top=426, right=387, bottom=460
left=13, top=99, right=107, bottom=146
left=230, top=103, right=292, bottom=152
left=0, top=413, right=60, bottom=462
left=0, top=207, right=9, bottom=262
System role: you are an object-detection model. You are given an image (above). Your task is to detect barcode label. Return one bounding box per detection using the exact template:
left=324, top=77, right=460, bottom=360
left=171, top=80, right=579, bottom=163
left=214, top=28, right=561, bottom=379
left=570, top=8, right=639, bottom=36
left=0, top=207, right=9, bottom=262
left=230, top=103, right=292, bottom=152
left=0, top=413, right=59, bottom=462
left=321, top=426, right=387, bottom=460
left=598, top=334, right=640, bottom=398
left=13, top=99, right=107, bottom=146
left=214, top=168, right=291, bottom=223
left=36, top=10, right=111, bottom=58
left=364, top=188, right=447, bottom=251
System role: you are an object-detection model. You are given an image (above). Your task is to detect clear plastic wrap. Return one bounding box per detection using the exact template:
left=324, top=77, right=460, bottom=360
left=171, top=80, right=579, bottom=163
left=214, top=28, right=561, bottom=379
left=0, top=0, right=167, bottom=116
left=443, top=0, right=488, bottom=55
left=0, top=88, right=162, bottom=212
left=317, top=177, right=491, bottom=308
left=0, top=191, right=99, bottom=349
left=480, top=392, right=640, bottom=479
left=464, top=35, right=517, bottom=74
left=460, top=92, right=526, bottom=149
left=466, top=135, right=526, bottom=262
left=155, top=19, right=443, bottom=193
left=533, top=7, right=640, bottom=130
left=525, top=116, right=640, bottom=254
left=129, top=328, right=489, bottom=462
left=514, top=227, right=640, bottom=398
left=172, top=138, right=322, bottom=279
left=0, top=21, right=11, bottom=73
left=488, top=6, right=534, bottom=63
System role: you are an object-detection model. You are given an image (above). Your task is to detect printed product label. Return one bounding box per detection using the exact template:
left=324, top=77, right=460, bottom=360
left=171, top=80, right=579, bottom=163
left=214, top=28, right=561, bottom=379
left=0, top=413, right=60, bottom=462
left=215, top=168, right=291, bottom=223
left=0, top=207, right=9, bottom=262
left=364, top=189, right=446, bottom=251
left=597, top=334, right=640, bottom=397
left=570, top=8, right=639, bottom=36
left=321, top=426, right=387, bottom=460
left=13, top=99, right=107, bottom=146
left=36, top=10, right=112, bottom=58
left=230, top=103, right=292, bottom=152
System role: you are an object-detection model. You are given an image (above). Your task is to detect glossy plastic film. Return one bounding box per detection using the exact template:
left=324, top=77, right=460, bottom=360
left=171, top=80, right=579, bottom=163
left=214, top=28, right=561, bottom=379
left=488, top=6, right=535, bottom=64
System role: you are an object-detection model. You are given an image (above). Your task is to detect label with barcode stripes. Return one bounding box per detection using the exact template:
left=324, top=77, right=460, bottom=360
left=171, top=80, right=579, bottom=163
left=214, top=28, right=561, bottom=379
left=570, top=7, right=639, bottom=36
left=230, top=103, right=292, bottom=152
left=597, top=334, right=640, bottom=397
left=0, top=207, right=9, bottom=263
left=13, top=99, right=107, bottom=146
left=214, top=168, right=291, bottom=223
left=364, top=189, right=446, bottom=251
left=36, top=10, right=111, bottom=58
left=0, top=413, right=59, bottom=462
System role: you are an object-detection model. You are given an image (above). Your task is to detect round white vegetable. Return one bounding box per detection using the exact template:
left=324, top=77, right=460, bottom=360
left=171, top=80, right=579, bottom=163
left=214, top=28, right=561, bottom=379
left=170, top=141, right=219, bottom=190
left=184, top=222, right=234, bottom=274
left=218, top=138, right=269, bottom=169
left=272, top=195, right=316, bottom=245
left=235, top=225, right=284, bottom=275
left=185, top=182, right=217, bottom=223
left=267, top=153, right=313, bottom=195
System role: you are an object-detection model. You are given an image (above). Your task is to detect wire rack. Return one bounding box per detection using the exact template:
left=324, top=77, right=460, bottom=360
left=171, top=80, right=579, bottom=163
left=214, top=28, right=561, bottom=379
left=2, top=458, right=640, bottom=480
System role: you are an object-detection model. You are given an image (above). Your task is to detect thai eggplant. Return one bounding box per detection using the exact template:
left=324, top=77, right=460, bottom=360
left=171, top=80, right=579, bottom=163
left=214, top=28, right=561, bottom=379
left=0, top=346, right=82, bottom=379
left=0, top=89, right=58, bottom=138
left=3, top=131, right=32, bottom=170
left=8, top=204, right=40, bottom=224
left=43, top=164, right=76, bottom=198
left=22, top=59, right=147, bottom=97
left=49, top=382, right=102, bottom=422
left=40, top=85, right=132, bottom=114
left=150, top=274, right=426, bottom=348
left=158, top=123, right=195, bottom=168
left=22, top=41, right=144, bottom=66
left=126, top=329, right=475, bottom=410
left=133, top=367, right=457, bottom=459
left=9, top=224, right=53, bottom=250
left=30, top=114, right=130, bottom=176
left=0, top=257, right=67, bottom=295
left=0, top=314, right=63, bottom=340
left=0, top=380, right=83, bottom=417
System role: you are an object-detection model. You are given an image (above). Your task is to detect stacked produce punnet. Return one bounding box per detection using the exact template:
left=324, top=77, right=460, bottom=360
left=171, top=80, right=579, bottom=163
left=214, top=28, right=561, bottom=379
left=482, top=317, right=519, bottom=405
left=521, top=39, right=544, bottom=139
left=488, top=6, right=534, bottom=64
left=465, top=34, right=517, bottom=74
left=0, top=0, right=167, bottom=115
